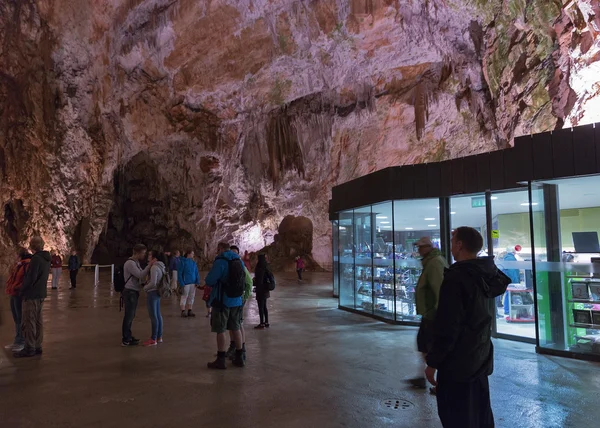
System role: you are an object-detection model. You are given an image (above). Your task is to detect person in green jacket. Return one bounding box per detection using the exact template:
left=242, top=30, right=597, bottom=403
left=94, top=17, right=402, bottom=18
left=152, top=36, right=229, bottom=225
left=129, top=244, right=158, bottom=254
left=408, top=236, right=448, bottom=390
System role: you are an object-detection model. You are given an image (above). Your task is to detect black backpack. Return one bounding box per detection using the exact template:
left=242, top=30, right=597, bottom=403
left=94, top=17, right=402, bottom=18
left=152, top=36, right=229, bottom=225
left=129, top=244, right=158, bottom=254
left=114, top=265, right=127, bottom=293
left=265, top=270, right=276, bottom=291
left=222, top=258, right=245, bottom=298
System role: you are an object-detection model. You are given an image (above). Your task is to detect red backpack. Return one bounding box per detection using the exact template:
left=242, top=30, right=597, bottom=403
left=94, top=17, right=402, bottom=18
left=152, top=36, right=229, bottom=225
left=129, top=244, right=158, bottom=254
left=5, top=258, right=31, bottom=296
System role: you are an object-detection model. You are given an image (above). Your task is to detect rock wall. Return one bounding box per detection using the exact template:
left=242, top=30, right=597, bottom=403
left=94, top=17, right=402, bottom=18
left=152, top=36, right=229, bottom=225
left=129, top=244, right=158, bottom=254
left=1, top=0, right=600, bottom=273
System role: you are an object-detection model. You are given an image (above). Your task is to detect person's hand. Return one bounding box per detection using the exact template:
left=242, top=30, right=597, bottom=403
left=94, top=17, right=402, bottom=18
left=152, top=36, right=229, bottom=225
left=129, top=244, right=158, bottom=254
left=425, top=366, right=437, bottom=386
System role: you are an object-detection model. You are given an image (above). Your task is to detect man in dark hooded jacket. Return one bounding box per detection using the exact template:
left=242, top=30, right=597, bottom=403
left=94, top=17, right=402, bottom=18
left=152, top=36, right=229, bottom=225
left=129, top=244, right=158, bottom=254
left=425, top=227, right=509, bottom=428
left=14, top=236, right=51, bottom=358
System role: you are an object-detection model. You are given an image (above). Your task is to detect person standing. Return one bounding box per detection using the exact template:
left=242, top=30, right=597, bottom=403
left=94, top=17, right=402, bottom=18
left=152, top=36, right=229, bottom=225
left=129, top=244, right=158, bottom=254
left=169, top=249, right=181, bottom=290
left=226, top=246, right=253, bottom=361
left=295, top=256, right=305, bottom=281
left=408, top=237, right=448, bottom=390
left=242, top=250, right=252, bottom=271
left=425, top=227, right=510, bottom=428
left=68, top=250, right=81, bottom=289
left=14, top=237, right=51, bottom=358
left=254, top=254, right=273, bottom=329
left=4, top=248, right=32, bottom=353
left=143, top=250, right=166, bottom=346
left=50, top=250, right=62, bottom=290
left=122, top=244, right=153, bottom=347
left=178, top=248, right=200, bottom=318
left=205, top=242, right=245, bottom=369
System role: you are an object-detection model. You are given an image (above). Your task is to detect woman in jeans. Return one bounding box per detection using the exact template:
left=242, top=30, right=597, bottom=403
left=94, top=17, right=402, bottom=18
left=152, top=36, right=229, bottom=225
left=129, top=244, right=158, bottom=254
left=143, top=250, right=166, bottom=346
left=4, top=247, right=32, bottom=352
left=254, top=254, right=271, bottom=329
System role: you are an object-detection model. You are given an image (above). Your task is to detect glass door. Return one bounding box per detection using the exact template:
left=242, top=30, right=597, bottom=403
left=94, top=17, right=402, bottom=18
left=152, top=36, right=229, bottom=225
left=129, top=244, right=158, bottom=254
left=332, top=220, right=339, bottom=297
left=490, top=189, right=537, bottom=341
left=338, top=211, right=354, bottom=309
left=354, top=206, right=373, bottom=314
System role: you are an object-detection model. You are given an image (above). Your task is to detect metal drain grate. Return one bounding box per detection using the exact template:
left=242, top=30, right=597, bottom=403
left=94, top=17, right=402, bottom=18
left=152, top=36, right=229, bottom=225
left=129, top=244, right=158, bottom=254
left=382, top=399, right=414, bottom=410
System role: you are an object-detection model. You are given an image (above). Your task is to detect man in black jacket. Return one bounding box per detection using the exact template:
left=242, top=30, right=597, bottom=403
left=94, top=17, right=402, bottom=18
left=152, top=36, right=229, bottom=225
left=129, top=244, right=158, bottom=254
left=14, top=236, right=51, bottom=358
left=425, top=227, right=509, bottom=428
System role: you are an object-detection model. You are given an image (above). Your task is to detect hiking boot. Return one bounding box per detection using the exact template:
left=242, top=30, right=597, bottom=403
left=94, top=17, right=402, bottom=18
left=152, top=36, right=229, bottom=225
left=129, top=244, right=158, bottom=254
left=226, top=343, right=236, bottom=360
left=254, top=324, right=265, bottom=330
left=13, top=347, right=36, bottom=358
left=407, top=377, right=427, bottom=389
left=181, top=311, right=188, bottom=318
left=187, top=310, right=196, bottom=318
left=207, top=352, right=227, bottom=370
left=232, top=350, right=245, bottom=367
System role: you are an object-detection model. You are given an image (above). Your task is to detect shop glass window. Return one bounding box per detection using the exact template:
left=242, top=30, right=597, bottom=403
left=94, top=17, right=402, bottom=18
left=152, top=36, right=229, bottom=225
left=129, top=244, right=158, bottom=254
left=332, top=220, right=339, bottom=297
left=372, top=202, right=394, bottom=320
left=533, top=176, right=600, bottom=357
left=449, top=194, right=488, bottom=261
left=338, top=210, right=354, bottom=309
left=354, top=206, right=373, bottom=314
left=393, top=199, right=441, bottom=322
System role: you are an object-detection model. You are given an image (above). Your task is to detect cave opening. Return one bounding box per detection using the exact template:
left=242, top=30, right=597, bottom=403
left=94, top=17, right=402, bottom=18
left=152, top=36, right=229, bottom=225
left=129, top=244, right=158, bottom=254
left=91, top=152, right=192, bottom=265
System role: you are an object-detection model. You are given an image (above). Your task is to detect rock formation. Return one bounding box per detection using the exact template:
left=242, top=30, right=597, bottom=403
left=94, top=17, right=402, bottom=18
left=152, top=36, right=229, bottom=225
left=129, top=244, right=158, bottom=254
left=1, top=0, right=599, bottom=273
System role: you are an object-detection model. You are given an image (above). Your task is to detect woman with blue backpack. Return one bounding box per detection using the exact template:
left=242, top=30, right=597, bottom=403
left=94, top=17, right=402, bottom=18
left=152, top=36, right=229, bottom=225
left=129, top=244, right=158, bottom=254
left=254, top=254, right=275, bottom=330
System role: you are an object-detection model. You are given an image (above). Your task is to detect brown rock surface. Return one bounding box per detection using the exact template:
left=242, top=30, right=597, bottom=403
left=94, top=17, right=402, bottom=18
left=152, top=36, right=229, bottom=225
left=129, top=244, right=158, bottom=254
left=1, top=0, right=599, bottom=272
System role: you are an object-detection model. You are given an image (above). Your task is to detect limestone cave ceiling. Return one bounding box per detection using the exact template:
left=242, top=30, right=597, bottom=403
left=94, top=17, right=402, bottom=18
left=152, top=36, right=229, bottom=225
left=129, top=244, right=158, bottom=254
left=1, top=0, right=599, bottom=270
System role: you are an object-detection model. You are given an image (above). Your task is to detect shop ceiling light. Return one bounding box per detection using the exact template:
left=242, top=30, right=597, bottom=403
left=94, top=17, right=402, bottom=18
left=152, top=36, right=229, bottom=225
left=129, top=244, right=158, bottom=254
left=491, top=196, right=498, bottom=200
left=380, top=221, right=390, bottom=224
left=520, top=202, right=539, bottom=206
left=428, top=224, right=437, bottom=227
left=376, top=216, right=388, bottom=219
left=450, top=212, right=456, bottom=215
left=405, top=227, right=414, bottom=230
left=424, top=217, right=435, bottom=221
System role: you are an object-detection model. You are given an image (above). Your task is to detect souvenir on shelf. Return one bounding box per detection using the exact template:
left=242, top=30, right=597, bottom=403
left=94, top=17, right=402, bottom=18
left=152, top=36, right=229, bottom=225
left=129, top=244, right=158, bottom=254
left=592, top=310, right=600, bottom=326
left=571, top=281, right=590, bottom=300
left=573, top=309, right=593, bottom=325
left=589, top=284, right=600, bottom=301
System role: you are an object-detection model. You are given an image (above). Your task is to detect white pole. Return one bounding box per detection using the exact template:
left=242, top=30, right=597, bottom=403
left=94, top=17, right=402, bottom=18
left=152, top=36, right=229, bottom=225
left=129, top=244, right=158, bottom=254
left=95, top=264, right=99, bottom=286
left=111, top=264, right=114, bottom=284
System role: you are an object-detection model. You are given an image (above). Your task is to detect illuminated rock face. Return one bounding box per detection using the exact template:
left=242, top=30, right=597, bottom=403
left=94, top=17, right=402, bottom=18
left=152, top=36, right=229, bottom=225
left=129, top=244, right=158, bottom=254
left=0, top=1, right=599, bottom=272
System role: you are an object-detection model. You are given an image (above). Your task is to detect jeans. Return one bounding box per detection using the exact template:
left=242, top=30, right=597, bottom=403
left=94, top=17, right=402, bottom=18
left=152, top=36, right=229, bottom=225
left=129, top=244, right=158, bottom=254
left=10, top=295, right=24, bottom=345
left=51, top=268, right=61, bottom=289
left=122, top=289, right=140, bottom=342
left=297, top=269, right=302, bottom=280
left=21, top=298, right=44, bottom=350
left=257, top=297, right=269, bottom=324
left=146, top=291, right=163, bottom=340
left=70, top=269, right=78, bottom=288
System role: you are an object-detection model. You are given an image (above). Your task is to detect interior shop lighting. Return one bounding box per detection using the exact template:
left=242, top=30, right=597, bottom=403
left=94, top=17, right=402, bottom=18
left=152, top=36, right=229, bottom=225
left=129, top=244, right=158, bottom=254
left=424, top=217, right=435, bottom=221
left=520, top=203, right=539, bottom=206
left=405, top=227, right=414, bottom=230
left=376, top=216, right=388, bottom=219
left=428, top=225, right=437, bottom=227
left=380, top=221, right=390, bottom=224
left=450, top=212, right=456, bottom=215
left=490, top=196, right=498, bottom=200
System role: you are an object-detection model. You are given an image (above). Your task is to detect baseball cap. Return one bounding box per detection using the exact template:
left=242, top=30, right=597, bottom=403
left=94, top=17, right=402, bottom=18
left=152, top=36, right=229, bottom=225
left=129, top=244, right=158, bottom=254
left=415, top=237, right=433, bottom=247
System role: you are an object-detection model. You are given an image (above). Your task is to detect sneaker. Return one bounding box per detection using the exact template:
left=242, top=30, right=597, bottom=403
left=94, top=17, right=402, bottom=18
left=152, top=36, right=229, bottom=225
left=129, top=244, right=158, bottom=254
left=407, top=377, right=427, bottom=389
left=143, top=339, right=157, bottom=347
left=207, top=358, right=227, bottom=370
left=254, top=324, right=265, bottom=330
left=130, top=338, right=140, bottom=346
left=12, top=344, right=25, bottom=352
left=265, top=323, right=270, bottom=328
left=13, top=347, right=36, bottom=358
left=187, top=310, right=196, bottom=318
left=121, top=341, right=131, bottom=347
left=157, top=337, right=163, bottom=343
left=181, top=311, right=188, bottom=318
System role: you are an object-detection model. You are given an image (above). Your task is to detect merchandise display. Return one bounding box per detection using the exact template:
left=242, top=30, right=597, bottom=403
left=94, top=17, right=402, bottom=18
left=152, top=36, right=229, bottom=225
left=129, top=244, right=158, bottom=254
left=566, top=274, right=600, bottom=355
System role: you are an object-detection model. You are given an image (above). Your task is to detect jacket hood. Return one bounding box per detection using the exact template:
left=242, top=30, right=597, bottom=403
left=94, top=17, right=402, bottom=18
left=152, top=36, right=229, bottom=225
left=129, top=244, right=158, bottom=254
left=35, top=251, right=52, bottom=262
left=448, top=257, right=510, bottom=298
left=219, top=250, right=241, bottom=261
left=154, top=261, right=166, bottom=271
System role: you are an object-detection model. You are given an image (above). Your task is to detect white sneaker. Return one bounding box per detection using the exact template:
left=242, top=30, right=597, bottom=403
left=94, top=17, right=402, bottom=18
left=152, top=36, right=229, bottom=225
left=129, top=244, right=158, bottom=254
left=11, top=344, right=24, bottom=352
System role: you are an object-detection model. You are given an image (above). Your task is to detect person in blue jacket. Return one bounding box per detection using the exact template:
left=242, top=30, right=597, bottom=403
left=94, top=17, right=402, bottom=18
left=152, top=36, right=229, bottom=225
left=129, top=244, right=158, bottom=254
left=177, top=248, right=200, bottom=318
left=502, top=249, right=521, bottom=317
left=205, top=242, right=244, bottom=370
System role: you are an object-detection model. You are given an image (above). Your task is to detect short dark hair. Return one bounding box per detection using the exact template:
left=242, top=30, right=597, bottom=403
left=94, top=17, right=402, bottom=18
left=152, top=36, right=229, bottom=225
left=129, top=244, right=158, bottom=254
left=18, top=247, right=30, bottom=258
left=230, top=245, right=239, bottom=253
left=217, top=242, right=230, bottom=252
left=454, top=227, right=484, bottom=254
left=149, top=250, right=166, bottom=264
left=133, top=244, right=147, bottom=255
left=184, top=248, right=194, bottom=257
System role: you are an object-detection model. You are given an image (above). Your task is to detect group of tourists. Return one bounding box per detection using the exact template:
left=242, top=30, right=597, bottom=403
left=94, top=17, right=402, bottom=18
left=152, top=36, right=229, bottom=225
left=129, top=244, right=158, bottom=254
left=410, top=227, right=511, bottom=428
left=49, top=249, right=81, bottom=289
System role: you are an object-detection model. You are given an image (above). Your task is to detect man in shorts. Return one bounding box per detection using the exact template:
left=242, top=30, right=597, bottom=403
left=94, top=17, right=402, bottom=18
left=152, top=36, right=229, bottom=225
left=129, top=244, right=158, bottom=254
left=227, top=245, right=253, bottom=361
left=205, top=242, right=245, bottom=369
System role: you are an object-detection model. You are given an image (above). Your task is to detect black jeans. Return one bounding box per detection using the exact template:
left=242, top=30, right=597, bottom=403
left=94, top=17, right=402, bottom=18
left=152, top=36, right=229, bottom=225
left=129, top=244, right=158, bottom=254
left=257, top=297, right=269, bottom=324
left=10, top=295, right=24, bottom=345
left=122, top=289, right=140, bottom=342
left=437, top=372, right=494, bottom=428
left=297, top=269, right=302, bottom=280
left=70, top=269, right=78, bottom=288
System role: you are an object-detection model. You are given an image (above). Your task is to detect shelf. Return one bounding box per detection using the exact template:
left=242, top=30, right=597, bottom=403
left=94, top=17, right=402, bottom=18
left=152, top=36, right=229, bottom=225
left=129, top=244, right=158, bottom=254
left=570, top=299, right=600, bottom=304
left=571, top=323, right=600, bottom=329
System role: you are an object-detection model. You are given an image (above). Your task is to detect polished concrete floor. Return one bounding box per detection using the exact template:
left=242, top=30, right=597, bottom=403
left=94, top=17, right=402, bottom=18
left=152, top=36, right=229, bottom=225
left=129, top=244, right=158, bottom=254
left=1, top=271, right=599, bottom=427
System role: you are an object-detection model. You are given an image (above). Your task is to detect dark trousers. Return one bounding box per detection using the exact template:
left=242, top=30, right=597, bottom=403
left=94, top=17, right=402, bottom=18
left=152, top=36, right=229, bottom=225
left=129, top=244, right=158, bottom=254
left=257, top=297, right=269, bottom=324
left=21, top=298, right=44, bottom=350
left=10, top=295, right=24, bottom=345
left=437, top=372, right=494, bottom=428
left=122, top=289, right=140, bottom=342
left=70, top=269, right=78, bottom=288
left=297, top=269, right=302, bottom=280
